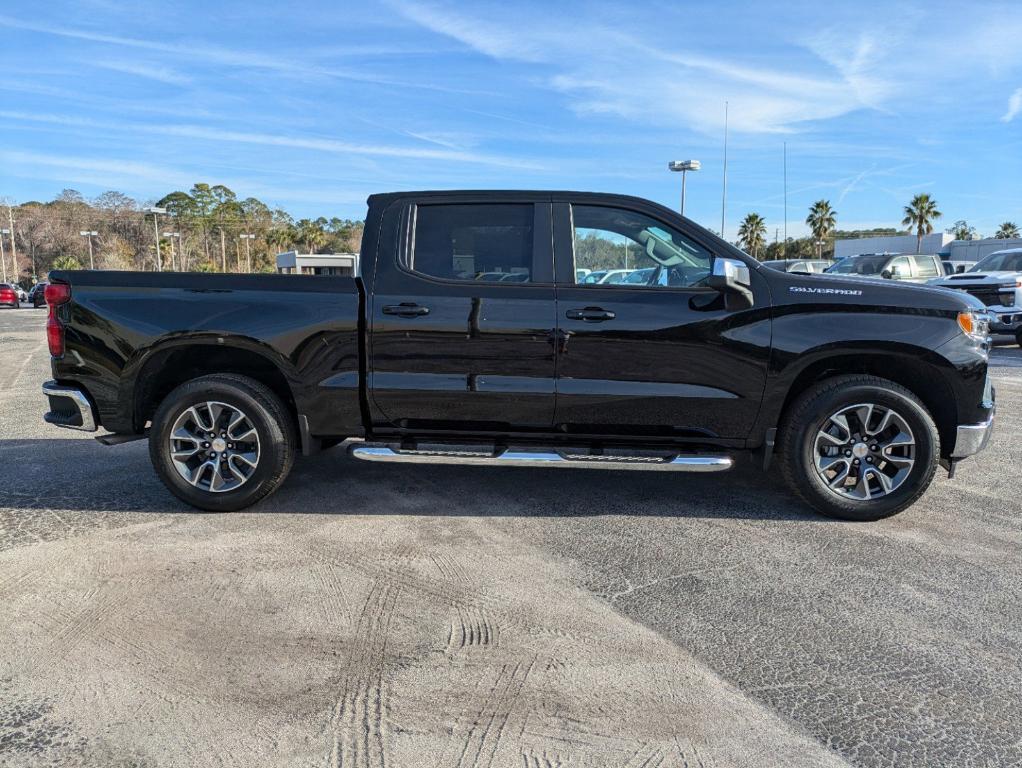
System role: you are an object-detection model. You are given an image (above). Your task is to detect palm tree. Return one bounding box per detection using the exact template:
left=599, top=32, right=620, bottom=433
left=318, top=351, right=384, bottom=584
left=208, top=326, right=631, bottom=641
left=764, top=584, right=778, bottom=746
left=50, top=254, right=81, bottom=271
left=737, top=213, right=767, bottom=259
left=805, top=200, right=837, bottom=258
left=297, top=219, right=327, bottom=254
left=901, top=194, right=942, bottom=253
left=995, top=221, right=1020, bottom=239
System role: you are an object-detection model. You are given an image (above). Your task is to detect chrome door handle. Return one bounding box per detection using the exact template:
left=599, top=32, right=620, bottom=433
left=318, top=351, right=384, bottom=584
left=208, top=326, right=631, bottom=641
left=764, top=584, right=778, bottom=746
left=382, top=303, right=430, bottom=317
left=565, top=307, right=615, bottom=322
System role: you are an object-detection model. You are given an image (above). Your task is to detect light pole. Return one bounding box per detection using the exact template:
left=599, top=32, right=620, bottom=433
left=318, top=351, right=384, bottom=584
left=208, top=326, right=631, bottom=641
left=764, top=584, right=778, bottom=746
left=238, top=233, right=256, bottom=273
left=163, top=232, right=181, bottom=271
left=668, top=160, right=701, bottom=217
left=0, top=227, right=8, bottom=283
left=146, top=206, right=167, bottom=271
left=79, top=231, right=98, bottom=269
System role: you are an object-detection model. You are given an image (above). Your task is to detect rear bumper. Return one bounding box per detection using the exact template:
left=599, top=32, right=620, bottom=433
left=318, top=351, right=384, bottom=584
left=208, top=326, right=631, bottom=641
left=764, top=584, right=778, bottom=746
left=42, top=380, right=97, bottom=432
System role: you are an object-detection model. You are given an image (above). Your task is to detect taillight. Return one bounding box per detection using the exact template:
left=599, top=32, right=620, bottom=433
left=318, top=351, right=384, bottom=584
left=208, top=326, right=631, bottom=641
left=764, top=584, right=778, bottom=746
left=45, top=283, right=71, bottom=306
left=45, top=283, right=71, bottom=357
left=0, top=288, right=14, bottom=302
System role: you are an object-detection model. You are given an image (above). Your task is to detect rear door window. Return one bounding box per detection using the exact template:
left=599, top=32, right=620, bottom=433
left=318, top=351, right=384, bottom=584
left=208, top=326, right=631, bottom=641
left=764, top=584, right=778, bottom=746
left=412, top=204, right=534, bottom=283
left=912, top=255, right=939, bottom=278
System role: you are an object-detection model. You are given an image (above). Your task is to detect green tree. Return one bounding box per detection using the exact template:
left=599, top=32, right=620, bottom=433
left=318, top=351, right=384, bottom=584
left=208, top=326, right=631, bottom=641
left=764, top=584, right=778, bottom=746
left=901, top=194, right=942, bottom=253
left=737, top=213, right=767, bottom=259
left=51, top=254, right=81, bottom=271
left=805, top=200, right=837, bottom=258
left=946, top=220, right=978, bottom=241
left=296, top=218, right=328, bottom=253
left=995, top=222, right=1020, bottom=239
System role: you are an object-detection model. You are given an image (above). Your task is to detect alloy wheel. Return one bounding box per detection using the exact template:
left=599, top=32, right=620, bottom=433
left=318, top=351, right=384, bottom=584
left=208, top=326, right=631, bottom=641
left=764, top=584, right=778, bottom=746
left=813, top=402, right=915, bottom=501
left=168, top=401, right=261, bottom=493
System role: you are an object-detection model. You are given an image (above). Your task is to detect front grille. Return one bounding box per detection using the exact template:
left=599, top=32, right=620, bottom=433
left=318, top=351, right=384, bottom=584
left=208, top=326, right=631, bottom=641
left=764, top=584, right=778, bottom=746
left=946, top=284, right=1015, bottom=307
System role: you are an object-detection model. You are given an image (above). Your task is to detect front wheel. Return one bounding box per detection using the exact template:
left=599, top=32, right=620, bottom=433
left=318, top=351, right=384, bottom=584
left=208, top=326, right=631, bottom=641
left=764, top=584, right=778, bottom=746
left=778, top=375, right=940, bottom=521
left=149, top=374, right=296, bottom=512
left=1015, top=329, right=1022, bottom=348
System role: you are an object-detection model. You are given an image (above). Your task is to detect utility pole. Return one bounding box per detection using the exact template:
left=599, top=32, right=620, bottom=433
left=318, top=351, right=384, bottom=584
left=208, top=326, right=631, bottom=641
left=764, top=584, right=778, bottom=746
left=145, top=207, right=167, bottom=271
left=6, top=206, right=17, bottom=280
left=163, top=232, right=180, bottom=271
left=720, top=101, right=729, bottom=238
left=239, top=233, right=255, bottom=273
left=79, top=231, right=98, bottom=269
left=783, top=141, right=788, bottom=258
left=0, top=227, right=7, bottom=283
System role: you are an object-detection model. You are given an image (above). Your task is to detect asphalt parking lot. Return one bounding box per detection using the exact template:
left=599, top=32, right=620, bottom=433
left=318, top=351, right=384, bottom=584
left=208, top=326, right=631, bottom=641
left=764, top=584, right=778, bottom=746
left=1, top=305, right=1020, bottom=768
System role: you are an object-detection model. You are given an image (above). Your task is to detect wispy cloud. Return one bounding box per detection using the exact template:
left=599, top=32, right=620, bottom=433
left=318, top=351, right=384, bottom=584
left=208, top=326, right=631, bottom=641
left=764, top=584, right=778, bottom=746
left=0, top=14, right=489, bottom=94
left=1002, top=88, right=1022, bottom=122
left=390, top=0, right=895, bottom=135
left=0, top=110, right=545, bottom=169
left=89, top=60, right=192, bottom=86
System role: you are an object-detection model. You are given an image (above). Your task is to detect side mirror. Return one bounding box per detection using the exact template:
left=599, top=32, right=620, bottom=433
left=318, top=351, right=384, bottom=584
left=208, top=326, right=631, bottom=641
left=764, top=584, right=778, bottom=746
left=881, top=268, right=893, bottom=279
left=707, top=257, right=753, bottom=307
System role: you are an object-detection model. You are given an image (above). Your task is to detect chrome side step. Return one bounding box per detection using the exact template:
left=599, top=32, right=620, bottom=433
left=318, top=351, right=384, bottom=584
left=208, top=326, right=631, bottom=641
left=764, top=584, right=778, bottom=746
left=349, top=445, right=732, bottom=472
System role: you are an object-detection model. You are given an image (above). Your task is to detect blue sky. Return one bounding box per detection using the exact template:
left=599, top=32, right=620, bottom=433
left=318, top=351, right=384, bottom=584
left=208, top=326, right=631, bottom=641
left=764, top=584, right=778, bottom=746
left=1, top=0, right=1021, bottom=239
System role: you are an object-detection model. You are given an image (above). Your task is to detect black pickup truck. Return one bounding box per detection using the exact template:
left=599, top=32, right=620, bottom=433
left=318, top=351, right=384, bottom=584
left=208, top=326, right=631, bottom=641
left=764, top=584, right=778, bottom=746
left=41, top=191, right=995, bottom=520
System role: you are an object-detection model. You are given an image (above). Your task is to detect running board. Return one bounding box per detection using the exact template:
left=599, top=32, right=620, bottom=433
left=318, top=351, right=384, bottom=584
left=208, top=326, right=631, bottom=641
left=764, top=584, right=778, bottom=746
left=349, top=446, right=732, bottom=472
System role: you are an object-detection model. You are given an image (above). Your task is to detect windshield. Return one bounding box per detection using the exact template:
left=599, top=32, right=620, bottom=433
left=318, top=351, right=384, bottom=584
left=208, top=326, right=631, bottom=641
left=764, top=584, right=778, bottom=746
left=826, top=255, right=890, bottom=275
left=971, top=251, right=1022, bottom=272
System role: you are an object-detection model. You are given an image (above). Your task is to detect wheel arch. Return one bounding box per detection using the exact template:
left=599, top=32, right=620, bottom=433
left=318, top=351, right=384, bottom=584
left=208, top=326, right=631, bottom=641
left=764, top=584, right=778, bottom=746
left=130, top=337, right=300, bottom=436
left=771, top=349, right=958, bottom=456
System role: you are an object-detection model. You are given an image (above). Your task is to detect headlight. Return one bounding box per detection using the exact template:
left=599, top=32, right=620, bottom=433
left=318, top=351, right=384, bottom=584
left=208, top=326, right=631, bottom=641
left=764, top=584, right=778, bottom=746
left=957, top=310, right=990, bottom=340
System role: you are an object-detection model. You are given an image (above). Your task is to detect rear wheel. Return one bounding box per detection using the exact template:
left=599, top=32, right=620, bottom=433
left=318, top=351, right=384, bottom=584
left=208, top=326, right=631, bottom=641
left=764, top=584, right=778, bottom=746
left=779, top=375, right=939, bottom=521
left=149, top=374, right=296, bottom=511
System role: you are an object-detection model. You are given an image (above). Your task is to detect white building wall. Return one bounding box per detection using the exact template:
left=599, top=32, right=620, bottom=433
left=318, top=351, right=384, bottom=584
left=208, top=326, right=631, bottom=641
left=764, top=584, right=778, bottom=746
left=833, top=233, right=952, bottom=259
left=943, top=238, right=1022, bottom=262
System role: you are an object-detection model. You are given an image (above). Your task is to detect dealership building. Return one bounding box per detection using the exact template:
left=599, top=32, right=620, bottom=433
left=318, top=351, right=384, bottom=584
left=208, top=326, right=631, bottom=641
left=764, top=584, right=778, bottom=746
left=834, top=234, right=1022, bottom=263
left=275, top=251, right=360, bottom=276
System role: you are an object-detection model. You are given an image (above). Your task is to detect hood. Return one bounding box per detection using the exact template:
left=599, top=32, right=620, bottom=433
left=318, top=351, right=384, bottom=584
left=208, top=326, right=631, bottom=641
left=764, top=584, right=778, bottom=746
left=935, top=270, right=1022, bottom=285
left=773, top=270, right=984, bottom=312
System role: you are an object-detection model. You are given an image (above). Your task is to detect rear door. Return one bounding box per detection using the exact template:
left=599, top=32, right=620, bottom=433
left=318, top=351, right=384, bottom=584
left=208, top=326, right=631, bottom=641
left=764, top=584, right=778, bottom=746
left=367, top=195, right=557, bottom=433
left=551, top=198, right=770, bottom=440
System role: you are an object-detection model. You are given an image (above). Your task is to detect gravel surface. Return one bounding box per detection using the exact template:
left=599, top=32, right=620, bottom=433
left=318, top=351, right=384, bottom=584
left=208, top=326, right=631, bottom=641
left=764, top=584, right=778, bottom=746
left=1, top=305, right=1019, bottom=768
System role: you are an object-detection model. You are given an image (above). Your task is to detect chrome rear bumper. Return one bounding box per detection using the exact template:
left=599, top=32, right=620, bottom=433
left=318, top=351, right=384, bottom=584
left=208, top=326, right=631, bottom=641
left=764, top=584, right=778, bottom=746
left=42, top=380, right=97, bottom=432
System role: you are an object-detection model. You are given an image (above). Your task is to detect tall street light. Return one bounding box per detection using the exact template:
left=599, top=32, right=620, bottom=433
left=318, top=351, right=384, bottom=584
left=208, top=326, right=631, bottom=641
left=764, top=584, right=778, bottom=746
left=239, top=233, right=256, bottom=273
left=79, top=231, right=98, bottom=269
left=146, top=207, right=167, bottom=271
left=668, top=160, right=701, bottom=217
left=163, top=232, right=181, bottom=271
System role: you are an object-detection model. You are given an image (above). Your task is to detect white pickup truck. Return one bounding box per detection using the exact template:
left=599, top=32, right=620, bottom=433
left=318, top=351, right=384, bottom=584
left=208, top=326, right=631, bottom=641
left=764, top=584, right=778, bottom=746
left=930, top=248, right=1022, bottom=345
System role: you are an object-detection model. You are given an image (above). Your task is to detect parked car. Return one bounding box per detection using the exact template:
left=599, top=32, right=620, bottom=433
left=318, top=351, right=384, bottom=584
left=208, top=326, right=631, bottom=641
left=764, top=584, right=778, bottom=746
left=0, top=283, right=19, bottom=308
left=762, top=259, right=833, bottom=274
left=929, top=248, right=1022, bottom=344
left=10, top=284, right=28, bottom=302
left=941, top=260, right=978, bottom=276
left=42, top=190, right=993, bottom=522
left=27, top=282, right=48, bottom=308
left=824, top=253, right=943, bottom=283
left=581, top=268, right=632, bottom=285
left=622, top=267, right=656, bottom=285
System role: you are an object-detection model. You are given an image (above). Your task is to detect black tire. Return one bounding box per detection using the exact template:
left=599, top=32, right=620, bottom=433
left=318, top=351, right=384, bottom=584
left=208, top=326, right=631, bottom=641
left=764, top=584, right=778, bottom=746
left=149, top=374, right=296, bottom=512
left=778, top=375, right=940, bottom=521
left=1016, top=329, right=1022, bottom=348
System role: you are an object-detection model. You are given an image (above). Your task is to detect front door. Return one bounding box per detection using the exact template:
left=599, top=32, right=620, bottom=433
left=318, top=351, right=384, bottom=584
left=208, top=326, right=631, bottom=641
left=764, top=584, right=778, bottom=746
left=552, top=199, right=770, bottom=440
left=368, top=197, right=557, bottom=433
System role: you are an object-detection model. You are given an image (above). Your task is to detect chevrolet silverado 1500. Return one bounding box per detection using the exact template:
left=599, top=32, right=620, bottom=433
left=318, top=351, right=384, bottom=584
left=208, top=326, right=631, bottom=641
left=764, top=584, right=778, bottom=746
left=41, top=191, right=995, bottom=520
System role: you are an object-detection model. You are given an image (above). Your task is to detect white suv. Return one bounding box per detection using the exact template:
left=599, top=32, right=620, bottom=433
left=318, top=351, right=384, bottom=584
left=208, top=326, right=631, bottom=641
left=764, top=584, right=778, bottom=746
left=930, top=248, right=1022, bottom=344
